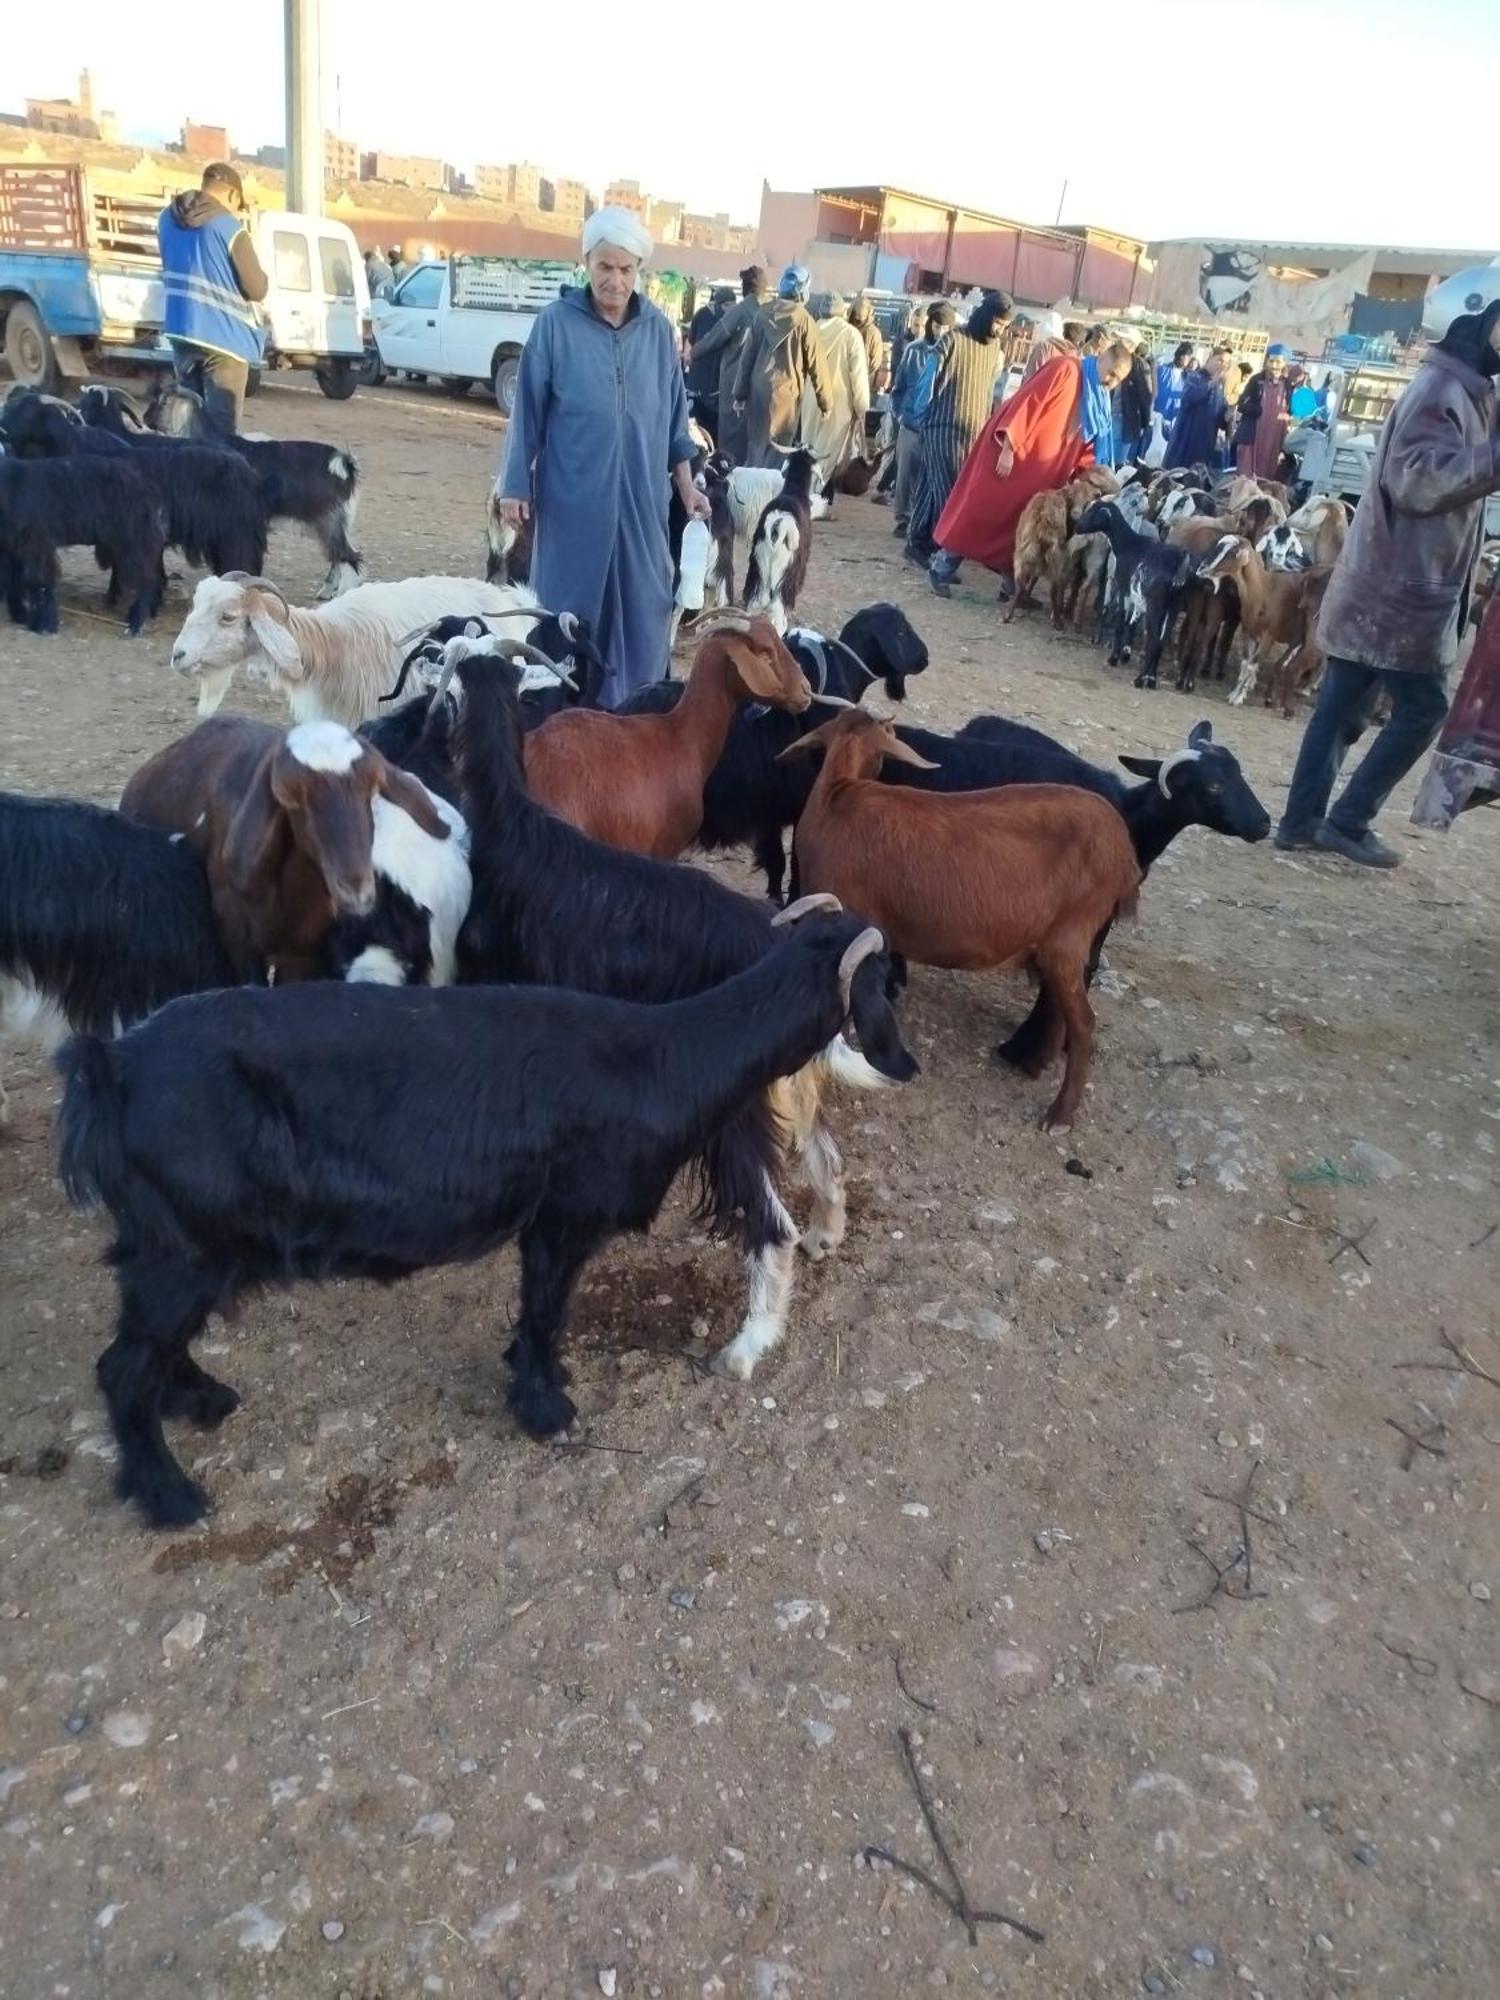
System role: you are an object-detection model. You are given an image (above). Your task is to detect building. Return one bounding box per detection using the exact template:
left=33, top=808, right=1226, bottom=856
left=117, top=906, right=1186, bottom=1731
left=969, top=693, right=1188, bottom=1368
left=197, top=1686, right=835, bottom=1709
left=473, top=161, right=541, bottom=207
left=324, top=131, right=359, bottom=184
left=603, top=179, right=648, bottom=218
left=546, top=177, right=589, bottom=223
left=181, top=120, right=232, bottom=163
left=361, top=150, right=447, bottom=192
left=23, top=69, right=117, bottom=143
left=646, top=198, right=683, bottom=245
left=255, top=144, right=287, bottom=170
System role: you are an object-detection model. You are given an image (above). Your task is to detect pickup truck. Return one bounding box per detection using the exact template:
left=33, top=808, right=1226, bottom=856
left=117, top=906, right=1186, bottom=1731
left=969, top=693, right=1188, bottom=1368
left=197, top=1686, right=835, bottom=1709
left=0, top=162, right=370, bottom=399
left=369, top=254, right=577, bottom=413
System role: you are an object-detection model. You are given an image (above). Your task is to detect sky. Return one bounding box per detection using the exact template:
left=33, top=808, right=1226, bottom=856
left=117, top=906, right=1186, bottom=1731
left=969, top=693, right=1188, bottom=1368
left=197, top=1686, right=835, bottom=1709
left=8, top=1, right=1498, bottom=252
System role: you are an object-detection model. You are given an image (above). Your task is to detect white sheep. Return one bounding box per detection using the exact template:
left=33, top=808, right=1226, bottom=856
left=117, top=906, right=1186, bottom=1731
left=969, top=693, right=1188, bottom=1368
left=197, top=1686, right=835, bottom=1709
left=169, top=574, right=547, bottom=726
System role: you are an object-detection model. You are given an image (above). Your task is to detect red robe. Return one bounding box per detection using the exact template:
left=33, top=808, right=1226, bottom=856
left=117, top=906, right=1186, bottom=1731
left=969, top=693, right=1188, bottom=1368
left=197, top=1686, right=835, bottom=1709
left=934, top=353, right=1091, bottom=574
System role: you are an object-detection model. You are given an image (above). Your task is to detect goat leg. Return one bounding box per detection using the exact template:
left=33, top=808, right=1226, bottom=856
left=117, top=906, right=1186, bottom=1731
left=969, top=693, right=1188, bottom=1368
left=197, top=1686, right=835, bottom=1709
left=506, top=1223, right=597, bottom=1437
left=96, top=1255, right=222, bottom=1526
left=753, top=825, right=790, bottom=904
left=158, top=1351, right=241, bottom=1427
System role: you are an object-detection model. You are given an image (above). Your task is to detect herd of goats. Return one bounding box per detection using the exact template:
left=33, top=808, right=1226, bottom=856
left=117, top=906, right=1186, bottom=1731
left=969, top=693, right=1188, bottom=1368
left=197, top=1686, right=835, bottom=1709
left=0, top=380, right=1286, bottom=1534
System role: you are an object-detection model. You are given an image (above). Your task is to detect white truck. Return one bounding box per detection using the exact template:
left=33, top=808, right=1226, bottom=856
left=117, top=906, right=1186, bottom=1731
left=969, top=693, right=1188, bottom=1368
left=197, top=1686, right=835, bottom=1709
left=369, top=254, right=577, bottom=414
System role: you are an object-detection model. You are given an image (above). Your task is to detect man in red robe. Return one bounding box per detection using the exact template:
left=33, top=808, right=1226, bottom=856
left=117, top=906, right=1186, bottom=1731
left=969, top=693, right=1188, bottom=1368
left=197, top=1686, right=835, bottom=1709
left=929, top=340, right=1131, bottom=597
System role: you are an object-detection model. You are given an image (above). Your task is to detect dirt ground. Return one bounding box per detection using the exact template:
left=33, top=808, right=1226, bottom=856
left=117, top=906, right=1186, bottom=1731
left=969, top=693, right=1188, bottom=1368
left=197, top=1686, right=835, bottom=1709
left=1, top=376, right=1497, bottom=2000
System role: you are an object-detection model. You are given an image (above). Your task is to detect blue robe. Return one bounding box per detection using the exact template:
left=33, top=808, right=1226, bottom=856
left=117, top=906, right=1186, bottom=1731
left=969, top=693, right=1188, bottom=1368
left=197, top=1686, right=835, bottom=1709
left=500, top=286, right=695, bottom=703
left=1165, top=370, right=1226, bottom=470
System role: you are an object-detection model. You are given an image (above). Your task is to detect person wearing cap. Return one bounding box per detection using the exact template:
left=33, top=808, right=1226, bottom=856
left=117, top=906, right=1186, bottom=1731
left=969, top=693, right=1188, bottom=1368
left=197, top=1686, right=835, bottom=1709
left=1233, top=343, right=1294, bottom=480
left=1275, top=266, right=1500, bottom=868
left=496, top=206, right=709, bottom=703
left=732, top=265, right=832, bottom=468
left=688, top=265, right=768, bottom=461
left=156, top=162, right=268, bottom=436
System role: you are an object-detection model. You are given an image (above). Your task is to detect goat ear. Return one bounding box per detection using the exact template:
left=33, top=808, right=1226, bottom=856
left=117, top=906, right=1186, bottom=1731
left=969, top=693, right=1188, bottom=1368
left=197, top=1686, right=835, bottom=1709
left=878, top=736, right=940, bottom=772
left=221, top=762, right=288, bottom=893
left=375, top=759, right=451, bottom=840
left=775, top=721, right=835, bottom=762
left=722, top=633, right=787, bottom=701
left=1118, top=754, right=1160, bottom=778
left=248, top=595, right=303, bottom=679
left=1187, top=719, right=1214, bottom=749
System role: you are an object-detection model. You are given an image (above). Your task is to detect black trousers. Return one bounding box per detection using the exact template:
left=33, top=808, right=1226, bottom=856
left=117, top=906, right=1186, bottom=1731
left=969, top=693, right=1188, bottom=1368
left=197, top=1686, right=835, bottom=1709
left=170, top=344, right=250, bottom=437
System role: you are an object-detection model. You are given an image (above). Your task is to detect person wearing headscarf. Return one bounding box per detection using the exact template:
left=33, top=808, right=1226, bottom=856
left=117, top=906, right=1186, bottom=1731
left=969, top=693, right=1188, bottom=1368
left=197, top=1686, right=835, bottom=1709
left=798, top=293, right=871, bottom=493
left=497, top=206, right=707, bottom=703
left=732, top=265, right=833, bottom=468
left=1165, top=349, right=1229, bottom=470
left=1274, top=267, right=1500, bottom=869
left=1234, top=343, right=1294, bottom=480
left=903, top=289, right=1014, bottom=563
left=848, top=295, right=887, bottom=396
left=688, top=264, right=766, bottom=460
left=927, top=338, right=1132, bottom=597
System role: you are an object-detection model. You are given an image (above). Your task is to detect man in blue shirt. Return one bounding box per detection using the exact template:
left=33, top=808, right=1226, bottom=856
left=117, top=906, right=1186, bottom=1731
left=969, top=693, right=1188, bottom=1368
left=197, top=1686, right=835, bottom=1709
left=157, top=163, right=268, bottom=436
left=1154, top=340, right=1196, bottom=431
left=887, top=300, right=955, bottom=535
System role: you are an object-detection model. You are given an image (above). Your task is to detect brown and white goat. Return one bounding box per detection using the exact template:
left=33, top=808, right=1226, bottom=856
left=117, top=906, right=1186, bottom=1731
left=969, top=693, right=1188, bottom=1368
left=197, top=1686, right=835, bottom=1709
left=1198, top=538, right=1334, bottom=716
left=782, top=712, right=1141, bottom=1129
left=121, top=717, right=458, bottom=982
left=524, top=613, right=813, bottom=858
left=1286, top=494, right=1349, bottom=570
left=1005, top=469, right=1119, bottom=628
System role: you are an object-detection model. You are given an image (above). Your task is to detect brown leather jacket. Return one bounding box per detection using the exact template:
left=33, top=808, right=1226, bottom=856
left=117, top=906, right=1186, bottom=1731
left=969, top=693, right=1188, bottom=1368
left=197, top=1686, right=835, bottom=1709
left=1318, top=348, right=1500, bottom=675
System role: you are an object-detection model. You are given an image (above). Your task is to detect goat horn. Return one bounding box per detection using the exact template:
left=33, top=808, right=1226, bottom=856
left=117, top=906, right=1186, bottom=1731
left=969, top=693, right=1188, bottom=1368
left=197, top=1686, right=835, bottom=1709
left=770, top=892, right=842, bottom=928
left=838, top=926, right=885, bottom=1012
left=502, top=638, right=577, bottom=688
left=691, top=610, right=754, bottom=633
left=223, top=571, right=290, bottom=608
left=810, top=692, right=857, bottom=709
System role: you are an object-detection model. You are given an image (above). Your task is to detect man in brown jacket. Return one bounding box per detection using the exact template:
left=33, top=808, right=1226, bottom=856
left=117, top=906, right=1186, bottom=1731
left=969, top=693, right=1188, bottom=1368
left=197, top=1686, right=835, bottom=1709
left=1277, top=268, right=1500, bottom=867
left=732, top=265, right=832, bottom=468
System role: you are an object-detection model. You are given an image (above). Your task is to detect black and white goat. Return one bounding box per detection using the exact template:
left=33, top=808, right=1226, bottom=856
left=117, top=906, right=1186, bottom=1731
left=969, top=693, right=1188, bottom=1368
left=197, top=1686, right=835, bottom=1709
left=744, top=447, right=819, bottom=634
left=0, top=455, right=165, bottom=635
left=1075, top=498, right=1194, bottom=683
left=81, top=383, right=362, bottom=598
left=59, top=909, right=888, bottom=1524
left=619, top=602, right=929, bottom=899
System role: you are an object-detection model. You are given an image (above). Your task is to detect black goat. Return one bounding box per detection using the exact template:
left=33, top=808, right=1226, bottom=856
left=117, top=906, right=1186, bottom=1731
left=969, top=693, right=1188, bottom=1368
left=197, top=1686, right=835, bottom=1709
left=59, top=916, right=887, bottom=1525
left=744, top=447, right=817, bottom=633
left=0, top=456, right=165, bottom=635
left=1076, top=499, right=1194, bottom=680
left=617, top=602, right=928, bottom=899
left=3, top=392, right=267, bottom=579
left=81, top=384, right=362, bottom=596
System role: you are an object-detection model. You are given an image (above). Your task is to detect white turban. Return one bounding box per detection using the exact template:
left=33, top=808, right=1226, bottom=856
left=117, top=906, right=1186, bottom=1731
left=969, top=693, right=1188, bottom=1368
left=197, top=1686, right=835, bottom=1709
left=582, top=206, right=653, bottom=265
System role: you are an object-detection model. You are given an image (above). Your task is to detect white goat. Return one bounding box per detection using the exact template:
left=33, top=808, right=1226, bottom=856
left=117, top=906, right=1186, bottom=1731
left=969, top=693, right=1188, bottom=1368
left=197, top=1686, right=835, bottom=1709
left=1286, top=494, right=1349, bottom=569
left=718, top=466, right=828, bottom=605
left=169, top=575, right=545, bottom=725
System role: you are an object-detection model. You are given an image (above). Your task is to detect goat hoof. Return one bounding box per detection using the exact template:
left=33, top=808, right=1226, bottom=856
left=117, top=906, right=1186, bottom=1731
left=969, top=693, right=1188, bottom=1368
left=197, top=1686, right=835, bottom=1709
left=159, top=1375, right=240, bottom=1428
left=118, top=1463, right=210, bottom=1529
left=1041, top=1104, right=1075, bottom=1134
left=509, top=1379, right=578, bottom=1440
left=799, top=1224, right=841, bottom=1263
left=708, top=1342, right=755, bottom=1382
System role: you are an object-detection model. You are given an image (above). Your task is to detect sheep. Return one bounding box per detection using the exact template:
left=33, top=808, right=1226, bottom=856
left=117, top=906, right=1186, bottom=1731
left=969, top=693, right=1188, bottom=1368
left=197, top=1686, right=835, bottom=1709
left=1197, top=537, right=1335, bottom=714
left=1, top=390, right=269, bottom=580
left=1075, top=499, right=1194, bottom=683
left=168, top=571, right=544, bottom=723
left=442, top=641, right=915, bottom=1385
left=617, top=602, right=929, bottom=898
left=744, top=447, right=820, bottom=634
left=522, top=613, right=813, bottom=858
left=58, top=908, right=889, bottom=1524
left=0, top=455, right=165, bottom=636
left=120, top=716, right=468, bottom=985
left=83, top=384, right=364, bottom=597
left=782, top=710, right=1142, bottom=1129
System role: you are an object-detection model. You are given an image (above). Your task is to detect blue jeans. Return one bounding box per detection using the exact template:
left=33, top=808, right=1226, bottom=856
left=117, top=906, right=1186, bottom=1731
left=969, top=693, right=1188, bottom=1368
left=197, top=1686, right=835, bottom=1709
left=1279, top=657, right=1450, bottom=840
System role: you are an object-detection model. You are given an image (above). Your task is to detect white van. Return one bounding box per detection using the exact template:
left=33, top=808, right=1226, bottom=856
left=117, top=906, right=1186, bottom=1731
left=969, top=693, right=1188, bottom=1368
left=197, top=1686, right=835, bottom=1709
left=249, top=212, right=370, bottom=400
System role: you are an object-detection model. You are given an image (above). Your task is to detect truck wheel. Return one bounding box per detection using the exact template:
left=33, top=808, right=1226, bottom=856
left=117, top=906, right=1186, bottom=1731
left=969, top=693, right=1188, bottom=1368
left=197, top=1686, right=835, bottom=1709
left=359, top=346, right=386, bottom=388
left=4, top=300, right=60, bottom=394
left=314, top=358, right=358, bottom=401
left=493, top=353, right=520, bottom=416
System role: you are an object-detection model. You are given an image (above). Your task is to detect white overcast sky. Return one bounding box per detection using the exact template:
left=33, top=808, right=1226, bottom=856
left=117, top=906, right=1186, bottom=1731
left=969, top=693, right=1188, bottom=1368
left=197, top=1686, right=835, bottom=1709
left=8, top=0, right=1497, bottom=250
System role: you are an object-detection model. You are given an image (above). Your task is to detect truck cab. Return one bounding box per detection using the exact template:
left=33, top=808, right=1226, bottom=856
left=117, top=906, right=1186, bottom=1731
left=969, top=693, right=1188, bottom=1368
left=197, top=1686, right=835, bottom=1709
left=370, top=255, right=576, bottom=413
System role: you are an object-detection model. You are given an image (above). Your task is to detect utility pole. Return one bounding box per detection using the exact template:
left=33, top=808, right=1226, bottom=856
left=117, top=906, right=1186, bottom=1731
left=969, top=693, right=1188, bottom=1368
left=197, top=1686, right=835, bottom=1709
left=284, top=0, right=323, bottom=217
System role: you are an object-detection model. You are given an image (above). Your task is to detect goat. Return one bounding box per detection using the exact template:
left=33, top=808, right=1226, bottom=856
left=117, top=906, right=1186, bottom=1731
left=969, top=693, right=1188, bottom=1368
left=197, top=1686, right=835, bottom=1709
left=744, top=447, right=819, bottom=633
left=447, top=643, right=917, bottom=1378
left=120, top=717, right=467, bottom=984
left=944, top=715, right=1268, bottom=1068
left=484, top=487, right=533, bottom=585
left=1005, top=471, right=1114, bottom=627
left=168, top=572, right=542, bottom=722
left=1198, top=538, right=1334, bottom=714
left=0, top=455, right=164, bottom=635
left=782, top=711, right=1142, bottom=1129
left=84, top=384, right=364, bottom=597
left=1165, top=517, right=1245, bottom=690
left=1, top=390, right=268, bottom=579
left=58, top=912, right=889, bottom=1525
left=617, top=603, right=928, bottom=898
left=723, top=461, right=828, bottom=601
left=523, top=613, right=812, bottom=857
left=1076, top=500, right=1194, bottom=683
left=1055, top=530, right=1111, bottom=631
left=1286, top=494, right=1349, bottom=571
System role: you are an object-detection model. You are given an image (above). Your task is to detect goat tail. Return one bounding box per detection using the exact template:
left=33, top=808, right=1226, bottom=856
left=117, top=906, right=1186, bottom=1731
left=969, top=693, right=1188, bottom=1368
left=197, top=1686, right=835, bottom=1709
left=55, top=1034, right=125, bottom=1213
left=695, top=1098, right=792, bottom=1255
left=817, top=1033, right=893, bottom=1092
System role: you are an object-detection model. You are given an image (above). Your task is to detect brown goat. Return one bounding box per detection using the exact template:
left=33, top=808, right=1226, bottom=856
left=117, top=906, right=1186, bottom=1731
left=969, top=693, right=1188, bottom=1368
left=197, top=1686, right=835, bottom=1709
left=1166, top=518, right=1243, bottom=690
left=121, top=716, right=451, bottom=980
left=1199, top=540, right=1334, bottom=716
left=1006, top=470, right=1118, bottom=628
left=524, top=614, right=812, bottom=858
left=781, top=712, right=1141, bottom=1130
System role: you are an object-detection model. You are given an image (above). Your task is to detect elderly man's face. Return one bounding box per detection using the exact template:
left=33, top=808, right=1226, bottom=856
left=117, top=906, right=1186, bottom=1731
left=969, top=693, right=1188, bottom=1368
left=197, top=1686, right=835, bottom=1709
left=588, top=245, right=640, bottom=314
left=1266, top=352, right=1287, bottom=378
